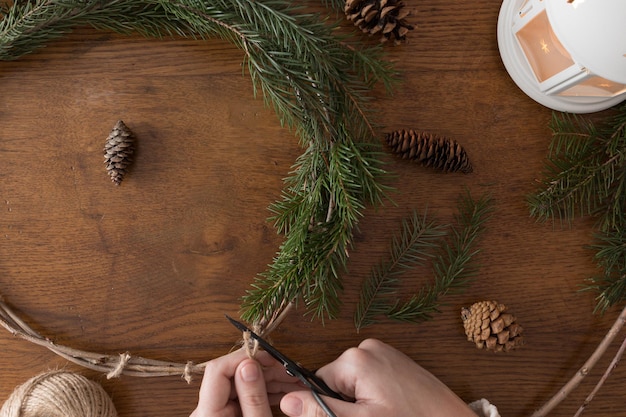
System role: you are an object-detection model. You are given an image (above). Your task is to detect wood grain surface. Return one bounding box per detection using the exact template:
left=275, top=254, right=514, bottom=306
left=1, top=1, right=624, bottom=417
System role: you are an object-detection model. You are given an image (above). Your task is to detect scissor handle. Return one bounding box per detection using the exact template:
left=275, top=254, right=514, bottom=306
left=304, top=372, right=344, bottom=400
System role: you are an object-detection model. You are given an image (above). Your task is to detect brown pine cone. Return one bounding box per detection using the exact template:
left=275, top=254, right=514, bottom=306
left=345, top=0, right=414, bottom=44
left=461, top=301, right=524, bottom=352
left=385, top=129, right=473, bottom=173
left=104, top=120, right=135, bottom=186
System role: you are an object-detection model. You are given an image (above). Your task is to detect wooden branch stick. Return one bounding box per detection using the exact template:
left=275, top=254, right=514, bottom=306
left=573, top=334, right=626, bottom=417
left=0, top=294, right=294, bottom=383
left=531, top=304, right=626, bottom=417
left=0, top=297, right=209, bottom=382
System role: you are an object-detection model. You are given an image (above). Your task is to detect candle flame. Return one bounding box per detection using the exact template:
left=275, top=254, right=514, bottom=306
left=568, top=0, right=585, bottom=8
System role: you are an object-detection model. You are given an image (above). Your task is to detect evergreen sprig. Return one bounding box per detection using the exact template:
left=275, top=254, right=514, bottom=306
left=0, top=0, right=397, bottom=325
left=354, top=210, right=447, bottom=331
left=528, top=107, right=626, bottom=232
left=355, top=191, right=494, bottom=331
left=528, top=103, right=626, bottom=312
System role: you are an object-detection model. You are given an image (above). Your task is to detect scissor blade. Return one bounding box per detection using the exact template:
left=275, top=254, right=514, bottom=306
left=225, top=314, right=349, bottom=407
left=225, top=315, right=289, bottom=365
left=225, top=314, right=251, bottom=333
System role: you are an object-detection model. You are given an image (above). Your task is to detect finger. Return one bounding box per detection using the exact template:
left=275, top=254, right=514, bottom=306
left=190, top=400, right=240, bottom=417
left=261, top=362, right=300, bottom=384
left=266, top=380, right=306, bottom=395
left=234, top=359, right=273, bottom=417
left=281, top=390, right=367, bottom=417
left=314, top=347, right=371, bottom=399
left=254, top=350, right=280, bottom=367
left=265, top=379, right=306, bottom=407
left=197, top=349, right=249, bottom=413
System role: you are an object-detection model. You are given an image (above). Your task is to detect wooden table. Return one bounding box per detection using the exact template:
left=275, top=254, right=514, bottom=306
left=1, top=1, right=624, bottom=416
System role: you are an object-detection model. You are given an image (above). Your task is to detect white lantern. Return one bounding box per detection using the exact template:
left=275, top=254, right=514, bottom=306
left=497, top=0, right=626, bottom=113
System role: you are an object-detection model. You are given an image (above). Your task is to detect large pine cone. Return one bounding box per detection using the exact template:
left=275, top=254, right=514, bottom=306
left=385, top=129, right=473, bottom=173
left=461, top=301, right=524, bottom=352
left=104, top=120, right=135, bottom=186
left=345, top=0, right=414, bottom=44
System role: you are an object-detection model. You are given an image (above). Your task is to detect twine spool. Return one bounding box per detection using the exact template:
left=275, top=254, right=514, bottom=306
left=0, top=370, right=117, bottom=417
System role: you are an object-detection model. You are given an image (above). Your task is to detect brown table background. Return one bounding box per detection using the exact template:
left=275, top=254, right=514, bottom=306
left=1, top=1, right=625, bottom=416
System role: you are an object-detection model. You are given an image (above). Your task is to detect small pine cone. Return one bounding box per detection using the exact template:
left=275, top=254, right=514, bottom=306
left=104, top=120, right=135, bottom=185
left=461, top=301, right=524, bottom=352
left=385, top=129, right=473, bottom=173
left=345, top=0, right=414, bottom=44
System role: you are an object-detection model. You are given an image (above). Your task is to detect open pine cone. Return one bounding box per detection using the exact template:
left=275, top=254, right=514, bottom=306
left=461, top=301, right=524, bottom=352
left=344, top=0, right=414, bottom=44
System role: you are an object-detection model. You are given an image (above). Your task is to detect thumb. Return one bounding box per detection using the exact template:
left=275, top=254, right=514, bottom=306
left=234, top=359, right=272, bottom=417
left=280, top=391, right=362, bottom=417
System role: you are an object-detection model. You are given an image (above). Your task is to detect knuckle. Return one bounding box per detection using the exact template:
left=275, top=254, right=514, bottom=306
left=241, top=391, right=268, bottom=409
left=314, top=406, right=329, bottom=417
left=202, top=358, right=220, bottom=376
left=342, top=344, right=373, bottom=367
left=358, top=338, right=385, bottom=351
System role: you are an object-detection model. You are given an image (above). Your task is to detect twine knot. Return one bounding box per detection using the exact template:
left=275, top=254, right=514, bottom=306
left=0, top=370, right=117, bottom=417
left=242, top=323, right=262, bottom=359
left=106, top=352, right=131, bottom=379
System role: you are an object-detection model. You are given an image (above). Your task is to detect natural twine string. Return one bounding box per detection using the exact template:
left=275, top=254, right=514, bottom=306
left=242, top=328, right=260, bottom=359
left=0, top=370, right=117, bottom=417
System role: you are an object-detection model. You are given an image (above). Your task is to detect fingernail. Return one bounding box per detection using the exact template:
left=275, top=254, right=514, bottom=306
left=281, top=396, right=303, bottom=416
left=241, top=362, right=259, bottom=382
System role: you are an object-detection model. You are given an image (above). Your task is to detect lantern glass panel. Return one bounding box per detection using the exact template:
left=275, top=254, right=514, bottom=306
left=515, top=10, right=574, bottom=82
left=558, top=76, right=626, bottom=97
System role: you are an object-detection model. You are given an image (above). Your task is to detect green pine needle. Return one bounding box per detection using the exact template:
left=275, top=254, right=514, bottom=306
left=528, top=106, right=626, bottom=233
left=386, top=191, right=493, bottom=323
left=584, top=229, right=626, bottom=313
left=354, top=210, right=448, bottom=331
left=355, top=191, right=493, bottom=331
left=528, top=103, right=626, bottom=312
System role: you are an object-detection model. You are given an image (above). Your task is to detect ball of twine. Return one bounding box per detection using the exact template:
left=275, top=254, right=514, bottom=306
left=0, top=370, right=117, bottom=417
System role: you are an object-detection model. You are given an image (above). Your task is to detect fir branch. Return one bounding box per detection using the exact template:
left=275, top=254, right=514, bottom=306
left=528, top=106, right=626, bottom=233
left=354, top=210, right=447, bottom=331
left=242, top=140, right=390, bottom=322
left=528, top=104, right=626, bottom=311
left=0, top=1, right=193, bottom=60
left=385, top=191, right=494, bottom=323
left=584, top=229, right=626, bottom=313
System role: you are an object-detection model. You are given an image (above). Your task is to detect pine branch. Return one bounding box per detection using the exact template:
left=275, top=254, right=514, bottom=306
left=354, top=210, right=447, bottom=331
left=583, top=229, right=626, bottom=313
left=242, top=140, right=390, bottom=322
left=386, top=190, right=494, bottom=323
left=0, top=1, right=194, bottom=60
left=528, top=106, right=626, bottom=233
left=528, top=104, right=626, bottom=312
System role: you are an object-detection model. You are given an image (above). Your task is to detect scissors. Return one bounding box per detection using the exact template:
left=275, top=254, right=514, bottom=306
left=226, top=315, right=346, bottom=417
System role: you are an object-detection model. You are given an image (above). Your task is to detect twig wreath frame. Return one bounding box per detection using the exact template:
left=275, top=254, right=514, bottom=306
left=0, top=0, right=395, bottom=377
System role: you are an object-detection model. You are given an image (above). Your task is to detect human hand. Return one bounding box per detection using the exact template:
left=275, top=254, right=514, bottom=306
left=190, top=348, right=301, bottom=417
left=280, top=338, right=478, bottom=417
